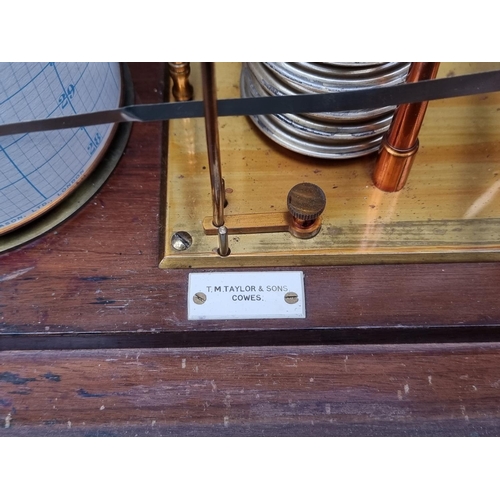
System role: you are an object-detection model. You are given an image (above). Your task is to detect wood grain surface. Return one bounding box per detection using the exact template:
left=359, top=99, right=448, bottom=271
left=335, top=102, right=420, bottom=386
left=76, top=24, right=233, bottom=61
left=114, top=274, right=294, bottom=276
left=2, top=343, right=500, bottom=436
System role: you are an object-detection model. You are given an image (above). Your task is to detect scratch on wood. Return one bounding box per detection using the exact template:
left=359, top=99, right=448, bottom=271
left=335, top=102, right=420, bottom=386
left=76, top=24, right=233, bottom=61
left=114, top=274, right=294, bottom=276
left=182, top=359, right=186, bottom=369
left=8, top=389, right=31, bottom=395
left=90, top=298, right=116, bottom=305
left=284, top=356, right=298, bottom=367
left=0, top=372, right=37, bottom=385
left=4, top=413, right=12, bottom=429
left=211, top=380, right=217, bottom=392
left=460, top=405, right=470, bottom=422
left=42, top=372, right=61, bottom=382
left=404, top=383, right=410, bottom=394
left=224, top=416, right=229, bottom=428
left=428, top=376, right=433, bottom=385
left=0, top=266, right=35, bottom=282
left=105, top=300, right=131, bottom=309
left=80, top=276, right=117, bottom=282
left=77, top=388, right=105, bottom=398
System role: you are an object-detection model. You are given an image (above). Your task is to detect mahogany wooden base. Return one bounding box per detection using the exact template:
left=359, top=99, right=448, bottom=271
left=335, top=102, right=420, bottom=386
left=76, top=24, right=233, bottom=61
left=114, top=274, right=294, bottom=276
left=1, top=63, right=500, bottom=435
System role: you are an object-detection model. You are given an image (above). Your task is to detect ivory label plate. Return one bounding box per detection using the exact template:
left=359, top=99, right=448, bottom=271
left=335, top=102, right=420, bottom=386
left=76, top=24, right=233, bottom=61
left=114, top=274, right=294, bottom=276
left=188, top=271, right=305, bottom=320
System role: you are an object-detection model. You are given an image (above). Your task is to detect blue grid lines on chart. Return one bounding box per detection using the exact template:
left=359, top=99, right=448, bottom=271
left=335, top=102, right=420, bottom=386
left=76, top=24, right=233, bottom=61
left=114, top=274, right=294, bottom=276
left=0, top=63, right=121, bottom=231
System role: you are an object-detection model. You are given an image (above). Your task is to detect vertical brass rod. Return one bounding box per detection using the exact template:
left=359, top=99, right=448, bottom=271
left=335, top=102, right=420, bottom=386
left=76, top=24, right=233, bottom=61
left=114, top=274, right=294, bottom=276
left=201, top=62, right=225, bottom=227
left=218, top=225, right=230, bottom=256
left=373, top=62, right=440, bottom=192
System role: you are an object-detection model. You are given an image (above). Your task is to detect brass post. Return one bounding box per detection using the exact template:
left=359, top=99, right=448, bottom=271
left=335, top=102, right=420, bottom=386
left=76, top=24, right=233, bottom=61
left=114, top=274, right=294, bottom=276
left=217, top=225, right=230, bottom=256
left=373, top=62, right=440, bottom=192
left=168, top=62, right=194, bottom=102
left=201, top=62, right=225, bottom=227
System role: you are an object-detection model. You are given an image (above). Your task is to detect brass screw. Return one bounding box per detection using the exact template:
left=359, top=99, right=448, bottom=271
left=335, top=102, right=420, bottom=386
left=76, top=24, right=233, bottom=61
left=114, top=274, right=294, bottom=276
left=284, top=292, right=299, bottom=304
left=193, top=292, right=207, bottom=305
left=171, top=231, right=192, bottom=251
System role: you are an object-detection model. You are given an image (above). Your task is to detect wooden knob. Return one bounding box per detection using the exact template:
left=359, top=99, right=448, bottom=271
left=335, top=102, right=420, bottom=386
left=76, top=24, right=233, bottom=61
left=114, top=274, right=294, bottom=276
left=287, top=183, right=326, bottom=222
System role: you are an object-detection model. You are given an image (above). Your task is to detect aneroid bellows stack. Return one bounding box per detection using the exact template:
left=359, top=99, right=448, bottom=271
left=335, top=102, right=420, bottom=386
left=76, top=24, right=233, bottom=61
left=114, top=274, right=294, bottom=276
left=240, top=62, right=410, bottom=159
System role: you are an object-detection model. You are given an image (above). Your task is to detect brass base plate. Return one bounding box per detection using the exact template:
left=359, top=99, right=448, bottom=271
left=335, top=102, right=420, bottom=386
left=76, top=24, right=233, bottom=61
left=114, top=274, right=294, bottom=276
left=160, top=62, right=500, bottom=269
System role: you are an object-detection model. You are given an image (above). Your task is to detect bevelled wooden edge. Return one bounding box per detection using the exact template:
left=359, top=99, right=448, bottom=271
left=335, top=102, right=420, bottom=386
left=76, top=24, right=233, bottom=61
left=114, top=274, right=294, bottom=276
left=2, top=325, right=500, bottom=351
left=3, top=342, right=500, bottom=436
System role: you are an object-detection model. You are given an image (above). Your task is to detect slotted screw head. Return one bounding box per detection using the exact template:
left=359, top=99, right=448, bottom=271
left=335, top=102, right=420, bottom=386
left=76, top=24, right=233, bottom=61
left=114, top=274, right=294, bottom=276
left=193, top=292, right=207, bottom=305
left=171, top=231, right=192, bottom=251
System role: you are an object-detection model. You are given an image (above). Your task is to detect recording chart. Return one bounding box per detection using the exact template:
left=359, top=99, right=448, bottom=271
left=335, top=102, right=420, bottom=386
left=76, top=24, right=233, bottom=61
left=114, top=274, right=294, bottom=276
left=0, top=62, right=122, bottom=235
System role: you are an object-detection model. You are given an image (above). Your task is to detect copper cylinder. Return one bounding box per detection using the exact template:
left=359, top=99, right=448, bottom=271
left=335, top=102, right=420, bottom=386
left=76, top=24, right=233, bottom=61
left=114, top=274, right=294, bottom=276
left=373, top=62, right=440, bottom=192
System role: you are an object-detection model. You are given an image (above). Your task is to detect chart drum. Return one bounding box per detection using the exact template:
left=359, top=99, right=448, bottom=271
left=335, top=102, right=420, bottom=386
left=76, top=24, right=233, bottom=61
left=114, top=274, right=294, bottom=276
left=0, top=62, right=131, bottom=251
